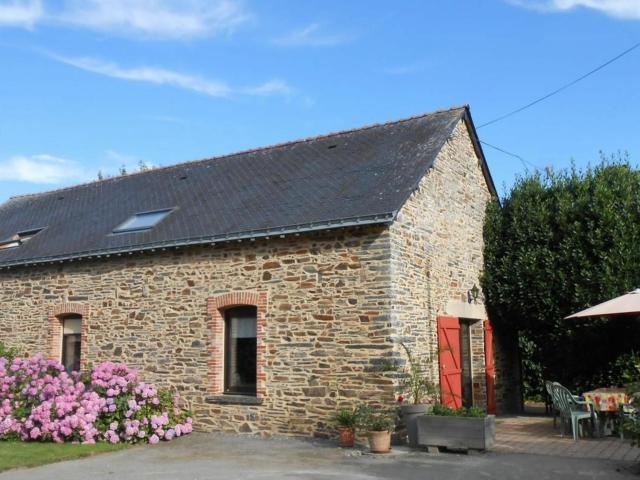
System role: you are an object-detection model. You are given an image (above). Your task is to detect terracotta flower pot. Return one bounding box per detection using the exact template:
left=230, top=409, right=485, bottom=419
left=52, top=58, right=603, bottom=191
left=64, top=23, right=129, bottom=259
left=337, top=426, right=355, bottom=448
left=367, top=430, right=391, bottom=453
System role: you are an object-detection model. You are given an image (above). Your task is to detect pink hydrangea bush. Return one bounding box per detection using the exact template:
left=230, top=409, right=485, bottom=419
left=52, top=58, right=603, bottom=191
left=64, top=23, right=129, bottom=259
left=91, top=362, right=192, bottom=444
left=0, top=354, right=192, bottom=444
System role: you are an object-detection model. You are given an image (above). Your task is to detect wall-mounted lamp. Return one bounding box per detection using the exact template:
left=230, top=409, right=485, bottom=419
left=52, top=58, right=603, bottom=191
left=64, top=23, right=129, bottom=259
left=468, top=284, right=480, bottom=304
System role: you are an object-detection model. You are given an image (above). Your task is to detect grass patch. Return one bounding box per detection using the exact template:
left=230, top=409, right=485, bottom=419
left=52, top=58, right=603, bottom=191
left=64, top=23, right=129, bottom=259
left=0, top=441, right=128, bottom=472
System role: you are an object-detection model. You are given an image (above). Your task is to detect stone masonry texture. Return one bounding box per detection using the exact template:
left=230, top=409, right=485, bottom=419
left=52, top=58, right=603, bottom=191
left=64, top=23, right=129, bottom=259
left=389, top=120, right=492, bottom=409
left=0, top=118, right=516, bottom=437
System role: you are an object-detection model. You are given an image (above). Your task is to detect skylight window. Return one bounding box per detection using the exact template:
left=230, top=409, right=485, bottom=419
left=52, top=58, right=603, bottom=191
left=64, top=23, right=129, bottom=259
left=113, top=208, right=173, bottom=234
left=0, top=228, right=44, bottom=250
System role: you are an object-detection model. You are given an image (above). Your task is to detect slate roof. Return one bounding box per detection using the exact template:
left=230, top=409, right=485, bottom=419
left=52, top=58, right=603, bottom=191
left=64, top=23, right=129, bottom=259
left=0, top=105, right=494, bottom=269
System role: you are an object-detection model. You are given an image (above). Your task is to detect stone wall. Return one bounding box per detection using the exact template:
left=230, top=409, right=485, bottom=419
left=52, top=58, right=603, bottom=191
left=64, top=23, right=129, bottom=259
left=0, top=117, right=517, bottom=435
left=389, top=119, right=493, bottom=409
left=0, top=226, right=397, bottom=437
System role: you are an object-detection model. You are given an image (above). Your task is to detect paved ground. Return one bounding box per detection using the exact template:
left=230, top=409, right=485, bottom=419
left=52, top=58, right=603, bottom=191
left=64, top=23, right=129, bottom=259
left=495, top=415, right=640, bottom=462
left=2, top=431, right=638, bottom=480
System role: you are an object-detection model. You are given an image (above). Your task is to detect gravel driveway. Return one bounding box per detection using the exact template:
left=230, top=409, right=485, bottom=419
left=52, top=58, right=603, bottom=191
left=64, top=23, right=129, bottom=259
left=2, top=432, right=637, bottom=480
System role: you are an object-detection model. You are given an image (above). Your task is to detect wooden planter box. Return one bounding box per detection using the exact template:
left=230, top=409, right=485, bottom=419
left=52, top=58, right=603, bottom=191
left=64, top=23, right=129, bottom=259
left=417, top=415, right=496, bottom=451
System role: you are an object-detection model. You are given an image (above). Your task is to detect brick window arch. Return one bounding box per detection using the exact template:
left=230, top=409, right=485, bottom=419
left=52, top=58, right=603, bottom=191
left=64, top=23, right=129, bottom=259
left=207, top=291, right=267, bottom=397
left=48, top=303, right=89, bottom=369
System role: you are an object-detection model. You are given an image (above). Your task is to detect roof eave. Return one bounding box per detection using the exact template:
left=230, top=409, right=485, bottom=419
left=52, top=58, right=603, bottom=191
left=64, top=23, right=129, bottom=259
left=0, top=213, right=395, bottom=270
left=462, top=106, right=499, bottom=199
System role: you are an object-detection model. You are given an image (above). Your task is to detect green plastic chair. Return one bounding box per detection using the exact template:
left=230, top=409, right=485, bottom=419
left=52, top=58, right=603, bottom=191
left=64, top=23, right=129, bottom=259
left=545, top=380, right=559, bottom=428
left=552, top=382, right=598, bottom=442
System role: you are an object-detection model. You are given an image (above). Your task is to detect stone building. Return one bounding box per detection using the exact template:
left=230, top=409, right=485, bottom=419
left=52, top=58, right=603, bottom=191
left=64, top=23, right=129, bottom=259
left=0, top=106, right=520, bottom=437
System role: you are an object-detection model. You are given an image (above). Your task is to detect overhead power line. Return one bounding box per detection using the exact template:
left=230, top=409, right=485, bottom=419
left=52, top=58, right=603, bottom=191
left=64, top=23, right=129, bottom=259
left=480, top=140, right=542, bottom=171
left=477, top=41, right=640, bottom=129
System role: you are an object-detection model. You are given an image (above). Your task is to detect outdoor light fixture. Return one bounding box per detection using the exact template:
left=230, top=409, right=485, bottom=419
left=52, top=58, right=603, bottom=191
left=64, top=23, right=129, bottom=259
left=468, top=284, right=480, bottom=304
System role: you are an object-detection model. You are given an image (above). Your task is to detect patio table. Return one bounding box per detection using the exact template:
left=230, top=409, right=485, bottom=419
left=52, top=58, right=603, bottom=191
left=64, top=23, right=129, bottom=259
left=582, top=388, right=630, bottom=436
left=582, top=388, right=629, bottom=412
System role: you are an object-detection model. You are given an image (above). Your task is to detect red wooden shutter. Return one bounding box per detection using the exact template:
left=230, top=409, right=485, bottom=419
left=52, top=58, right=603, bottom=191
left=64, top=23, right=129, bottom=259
left=484, top=320, right=496, bottom=414
left=437, top=316, right=462, bottom=408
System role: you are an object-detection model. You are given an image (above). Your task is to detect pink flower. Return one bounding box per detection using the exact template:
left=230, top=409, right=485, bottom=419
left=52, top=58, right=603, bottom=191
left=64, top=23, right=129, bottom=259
left=0, top=354, right=193, bottom=445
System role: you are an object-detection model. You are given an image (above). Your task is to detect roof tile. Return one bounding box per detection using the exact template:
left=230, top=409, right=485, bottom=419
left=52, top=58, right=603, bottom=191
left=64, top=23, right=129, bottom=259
left=0, top=106, right=467, bottom=267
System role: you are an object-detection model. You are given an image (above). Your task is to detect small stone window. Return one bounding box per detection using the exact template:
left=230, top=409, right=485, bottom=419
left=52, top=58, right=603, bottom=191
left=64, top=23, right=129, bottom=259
left=224, top=306, right=257, bottom=396
left=207, top=291, right=266, bottom=400
left=61, top=315, right=82, bottom=373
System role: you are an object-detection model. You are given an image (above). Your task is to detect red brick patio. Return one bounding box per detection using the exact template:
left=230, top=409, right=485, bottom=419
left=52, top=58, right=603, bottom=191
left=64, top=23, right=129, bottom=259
left=495, top=414, right=640, bottom=461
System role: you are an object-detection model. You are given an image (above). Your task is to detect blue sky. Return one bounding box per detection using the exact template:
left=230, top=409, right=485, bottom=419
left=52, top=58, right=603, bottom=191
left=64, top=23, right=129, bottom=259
left=0, top=0, right=638, bottom=202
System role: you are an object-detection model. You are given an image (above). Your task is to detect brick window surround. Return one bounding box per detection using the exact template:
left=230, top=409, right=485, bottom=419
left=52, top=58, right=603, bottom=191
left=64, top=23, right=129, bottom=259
left=207, top=291, right=267, bottom=398
left=48, top=302, right=90, bottom=369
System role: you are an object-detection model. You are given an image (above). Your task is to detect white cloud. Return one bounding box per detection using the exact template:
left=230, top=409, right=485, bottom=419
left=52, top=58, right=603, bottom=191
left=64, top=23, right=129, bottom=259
left=0, top=154, right=85, bottom=184
left=53, top=55, right=231, bottom=97
left=0, top=0, right=43, bottom=27
left=382, top=61, right=427, bottom=76
left=49, top=53, right=291, bottom=98
left=509, top=0, right=640, bottom=19
left=272, top=23, right=352, bottom=47
left=56, top=0, right=250, bottom=39
left=105, top=149, right=146, bottom=166
left=241, top=79, right=291, bottom=96
left=0, top=0, right=250, bottom=39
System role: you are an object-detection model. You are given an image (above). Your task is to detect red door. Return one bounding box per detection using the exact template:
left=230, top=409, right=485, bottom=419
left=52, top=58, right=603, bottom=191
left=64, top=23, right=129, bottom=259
left=437, top=316, right=462, bottom=408
left=484, top=320, right=496, bottom=414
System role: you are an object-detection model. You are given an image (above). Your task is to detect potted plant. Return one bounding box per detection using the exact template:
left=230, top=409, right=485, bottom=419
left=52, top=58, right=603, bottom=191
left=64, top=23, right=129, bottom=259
left=358, top=405, right=395, bottom=454
left=417, top=404, right=496, bottom=451
left=396, top=342, right=438, bottom=447
left=332, top=407, right=360, bottom=448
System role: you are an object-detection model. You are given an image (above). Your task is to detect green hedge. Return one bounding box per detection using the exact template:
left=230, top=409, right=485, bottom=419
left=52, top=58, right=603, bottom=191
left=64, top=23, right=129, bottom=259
left=482, top=156, right=640, bottom=398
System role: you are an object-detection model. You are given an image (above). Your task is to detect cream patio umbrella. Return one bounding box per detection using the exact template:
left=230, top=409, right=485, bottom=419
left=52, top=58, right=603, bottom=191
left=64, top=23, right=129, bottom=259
left=565, top=289, right=640, bottom=319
